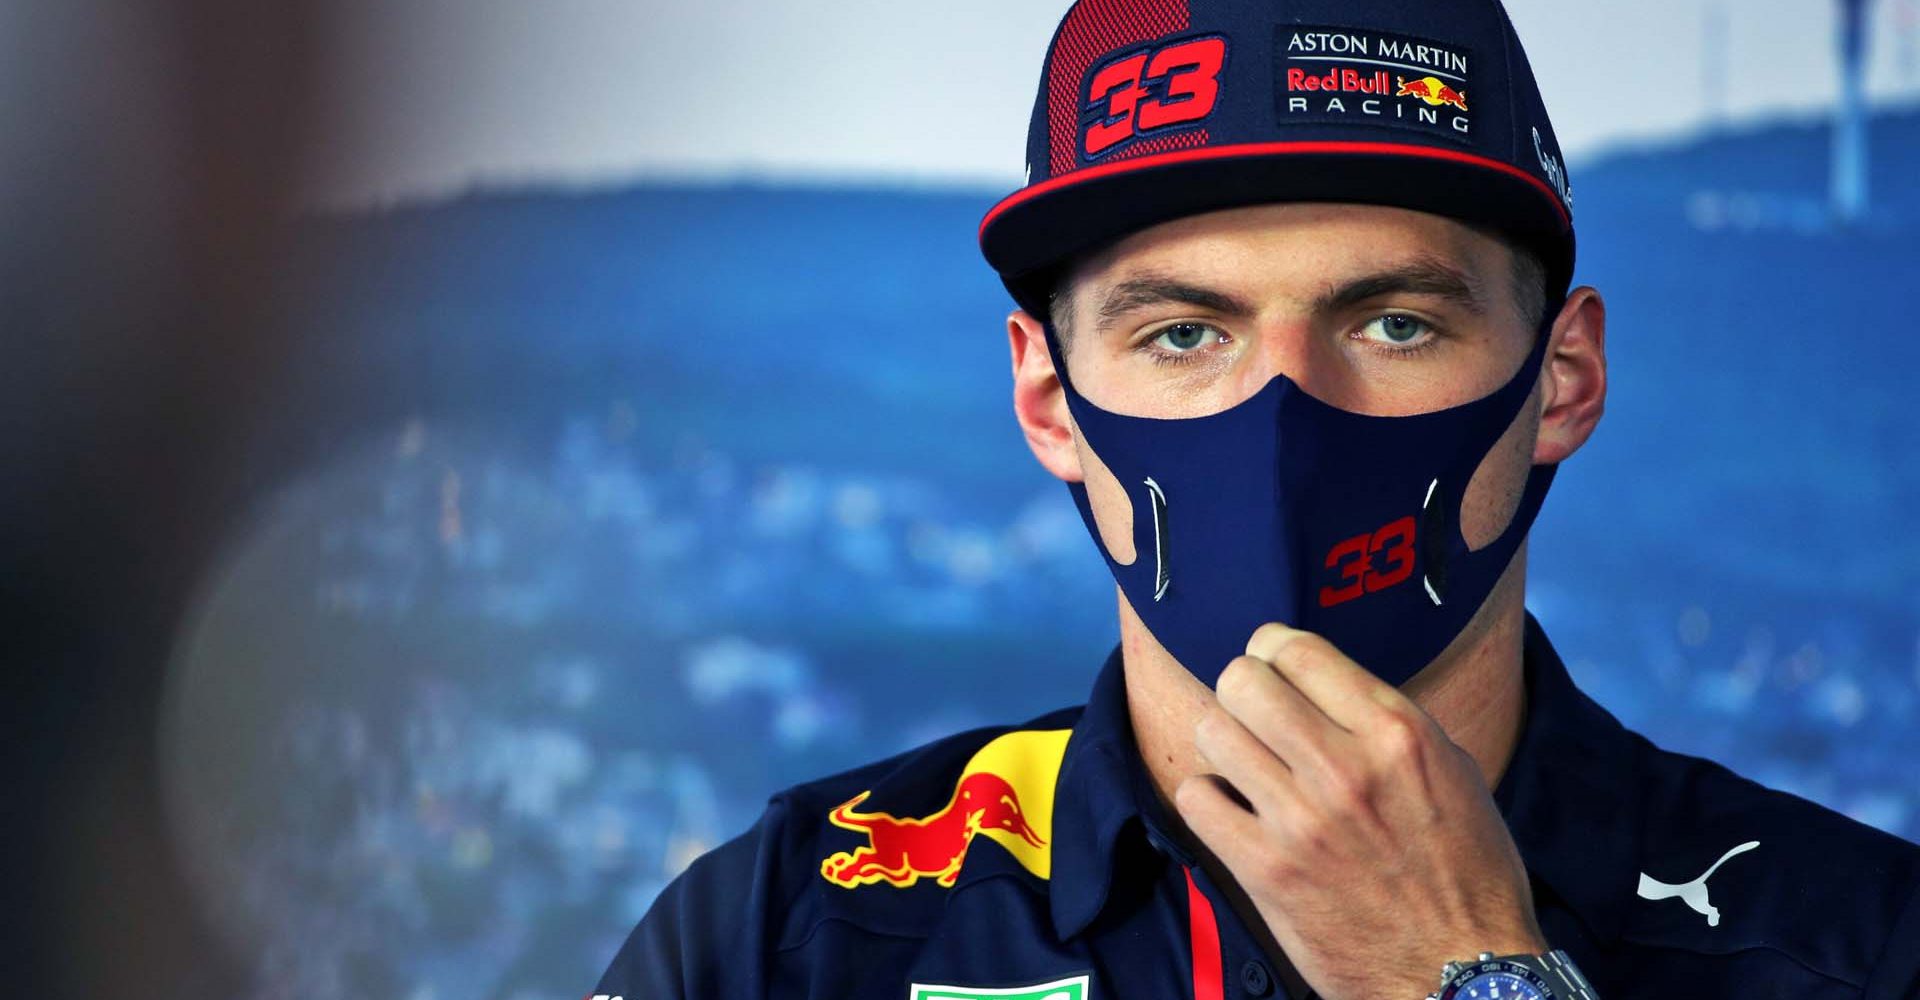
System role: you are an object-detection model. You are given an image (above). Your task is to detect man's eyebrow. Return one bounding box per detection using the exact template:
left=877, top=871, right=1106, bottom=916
left=1092, top=274, right=1256, bottom=337
left=1316, top=258, right=1487, bottom=315
left=1087, top=258, right=1487, bottom=338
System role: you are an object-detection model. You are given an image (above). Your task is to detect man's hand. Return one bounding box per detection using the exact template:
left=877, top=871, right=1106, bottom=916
left=1172, top=623, right=1547, bottom=1000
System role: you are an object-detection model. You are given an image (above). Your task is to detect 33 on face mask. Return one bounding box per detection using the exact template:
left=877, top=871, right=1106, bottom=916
left=1047, top=312, right=1559, bottom=688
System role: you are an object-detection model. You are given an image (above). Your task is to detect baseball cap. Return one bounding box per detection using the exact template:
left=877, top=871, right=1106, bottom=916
left=978, top=0, right=1577, bottom=319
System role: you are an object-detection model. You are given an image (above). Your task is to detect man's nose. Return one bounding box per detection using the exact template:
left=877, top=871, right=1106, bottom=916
left=1231, top=318, right=1351, bottom=408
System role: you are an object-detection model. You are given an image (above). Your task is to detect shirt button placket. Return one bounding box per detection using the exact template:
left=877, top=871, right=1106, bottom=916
left=1239, top=958, right=1273, bottom=997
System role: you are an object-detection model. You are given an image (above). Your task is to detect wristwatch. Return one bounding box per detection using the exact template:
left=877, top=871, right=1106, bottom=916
left=1426, top=949, right=1599, bottom=1000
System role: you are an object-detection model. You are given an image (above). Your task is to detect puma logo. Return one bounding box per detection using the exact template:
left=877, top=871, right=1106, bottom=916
left=1636, top=840, right=1760, bottom=927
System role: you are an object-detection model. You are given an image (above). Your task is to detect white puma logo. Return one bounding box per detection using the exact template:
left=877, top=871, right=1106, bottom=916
left=1636, top=840, right=1760, bottom=927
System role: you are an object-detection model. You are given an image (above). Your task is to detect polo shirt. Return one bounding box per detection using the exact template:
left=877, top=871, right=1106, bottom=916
left=594, top=613, right=1920, bottom=998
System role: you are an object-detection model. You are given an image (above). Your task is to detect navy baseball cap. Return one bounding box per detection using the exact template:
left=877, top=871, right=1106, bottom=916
left=978, top=0, right=1577, bottom=319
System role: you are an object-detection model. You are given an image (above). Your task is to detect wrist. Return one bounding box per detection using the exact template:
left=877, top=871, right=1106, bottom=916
left=1495, top=931, right=1551, bottom=955
left=1437, top=926, right=1547, bottom=969
left=1476, top=913, right=1551, bottom=957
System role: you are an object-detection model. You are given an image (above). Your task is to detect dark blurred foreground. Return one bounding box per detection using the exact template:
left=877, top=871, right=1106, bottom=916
left=3, top=3, right=325, bottom=996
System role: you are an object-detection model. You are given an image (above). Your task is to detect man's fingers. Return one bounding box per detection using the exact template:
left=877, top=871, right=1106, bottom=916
left=1172, top=773, right=1267, bottom=872
left=1216, top=653, right=1350, bottom=768
left=1244, top=623, right=1408, bottom=729
left=1192, top=694, right=1310, bottom=820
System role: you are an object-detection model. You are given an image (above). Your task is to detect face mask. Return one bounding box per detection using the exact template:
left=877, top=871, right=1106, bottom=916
left=1046, top=313, right=1559, bottom=688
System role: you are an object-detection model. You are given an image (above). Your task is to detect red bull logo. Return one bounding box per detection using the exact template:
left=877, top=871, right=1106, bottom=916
left=818, top=728, right=1069, bottom=890
left=820, top=772, right=1043, bottom=888
left=1395, top=75, right=1468, bottom=112
left=1286, top=66, right=1391, bottom=95
left=1278, top=25, right=1472, bottom=139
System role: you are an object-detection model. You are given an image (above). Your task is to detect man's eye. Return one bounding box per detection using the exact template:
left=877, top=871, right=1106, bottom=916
left=1148, top=322, right=1226, bottom=354
left=1357, top=314, right=1434, bottom=347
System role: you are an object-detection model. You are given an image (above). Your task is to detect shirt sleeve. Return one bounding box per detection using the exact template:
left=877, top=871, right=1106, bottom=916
left=1864, top=879, right=1920, bottom=1000
left=591, top=803, right=784, bottom=1000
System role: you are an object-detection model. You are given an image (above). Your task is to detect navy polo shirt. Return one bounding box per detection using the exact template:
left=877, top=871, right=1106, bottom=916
left=595, top=613, right=1920, bottom=998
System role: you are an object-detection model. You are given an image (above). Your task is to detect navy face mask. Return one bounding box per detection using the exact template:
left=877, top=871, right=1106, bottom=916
left=1047, top=313, right=1559, bottom=689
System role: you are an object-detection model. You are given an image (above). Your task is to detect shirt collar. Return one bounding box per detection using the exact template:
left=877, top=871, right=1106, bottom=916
left=1048, top=641, right=1157, bottom=939
left=1493, top=611, right=1643, bottom=946
left=1046, top=612, right=1643, bottom=946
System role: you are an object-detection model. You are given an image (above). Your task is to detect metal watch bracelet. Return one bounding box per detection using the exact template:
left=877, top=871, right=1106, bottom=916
left=1535, top=949, right=1600, bottom=1000
left=1426, top=948, right=1600, bottom=1000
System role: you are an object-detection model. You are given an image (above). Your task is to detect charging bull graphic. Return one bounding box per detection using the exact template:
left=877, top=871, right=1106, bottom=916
left=1395, top=74, right=1468, bottom=111
left=819, top=728, right=1070, bottom=889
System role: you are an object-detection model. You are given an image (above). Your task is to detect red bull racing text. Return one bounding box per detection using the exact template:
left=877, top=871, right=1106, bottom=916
left=1277, top=24, right=1474, bottom=140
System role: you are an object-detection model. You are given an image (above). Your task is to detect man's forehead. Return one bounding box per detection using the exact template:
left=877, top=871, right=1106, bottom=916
left=1072, top=201, right=1505, bottom=288
left=1064, top=209, right=1507, bottom=324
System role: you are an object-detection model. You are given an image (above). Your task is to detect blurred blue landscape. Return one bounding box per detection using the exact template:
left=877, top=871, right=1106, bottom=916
left=161, top=108, right=1920, bottom=1000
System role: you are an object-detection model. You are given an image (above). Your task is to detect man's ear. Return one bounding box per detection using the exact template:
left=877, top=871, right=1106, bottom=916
left=1009, top=309, right=1084, bottom=483
left=1533, top=285, right=1607, bottom=465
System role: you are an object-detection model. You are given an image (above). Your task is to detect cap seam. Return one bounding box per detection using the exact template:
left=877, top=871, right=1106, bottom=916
left=979, top=138, right=1572, bottom=249
left=1501, top=11, right=1521, bottom=169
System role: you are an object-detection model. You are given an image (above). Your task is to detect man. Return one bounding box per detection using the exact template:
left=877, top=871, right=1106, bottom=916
left=594, top=1, right=1920, bottom=997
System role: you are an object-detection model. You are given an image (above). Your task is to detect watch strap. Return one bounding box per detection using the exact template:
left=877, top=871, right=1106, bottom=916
left=1432, top=949, right=1600, bottom=1000
left=1514, top=949, right=1599, bottom=1000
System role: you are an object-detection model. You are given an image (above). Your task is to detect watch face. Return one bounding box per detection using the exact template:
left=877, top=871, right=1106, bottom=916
left=1442, top=960, right=1556, bottom=1000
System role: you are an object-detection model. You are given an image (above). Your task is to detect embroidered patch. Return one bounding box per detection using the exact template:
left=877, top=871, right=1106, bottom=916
left=909, top=973, right=1090, bottom=1000
left=819, top=729, right=1070, bottom=889
left=1079, top=35, right=1229, bottom=163
left=1273, top=24, right=1475, bottom=143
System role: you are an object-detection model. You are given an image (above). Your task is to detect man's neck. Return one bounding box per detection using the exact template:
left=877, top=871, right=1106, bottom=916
left=1120, top=555, right=1532, bottom=819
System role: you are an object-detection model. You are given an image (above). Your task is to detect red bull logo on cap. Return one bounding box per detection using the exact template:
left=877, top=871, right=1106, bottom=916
left=1395, top=75, right=1468, bottom=112
left=819, top=728, right=1069, bottom=889
left=1276, top=24, right=1475, bottom=143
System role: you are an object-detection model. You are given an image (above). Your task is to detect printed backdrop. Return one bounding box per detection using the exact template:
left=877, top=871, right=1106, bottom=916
left=154, top=112, right=1920, bottom=1000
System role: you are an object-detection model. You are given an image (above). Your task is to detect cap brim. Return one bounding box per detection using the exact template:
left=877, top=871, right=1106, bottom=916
left=979, top=140, right=1574, bottom=318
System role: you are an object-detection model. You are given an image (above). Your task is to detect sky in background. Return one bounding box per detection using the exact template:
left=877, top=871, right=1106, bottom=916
left=303, top=0, right=1920, bottom=209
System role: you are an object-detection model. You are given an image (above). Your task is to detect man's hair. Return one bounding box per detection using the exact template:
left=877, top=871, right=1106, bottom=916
left=1046, top=233, right=1550, bottom=359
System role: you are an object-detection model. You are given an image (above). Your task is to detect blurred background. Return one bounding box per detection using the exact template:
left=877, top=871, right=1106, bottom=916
left=5, top=1, right=1918, bottom=998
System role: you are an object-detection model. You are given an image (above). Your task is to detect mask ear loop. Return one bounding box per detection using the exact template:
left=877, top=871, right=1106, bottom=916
left=1429, top=304, right=1566, bottom=604
left=1040, top=317, right=1078, bottom=398
left=1044, top=315, right=1158, bottom=581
